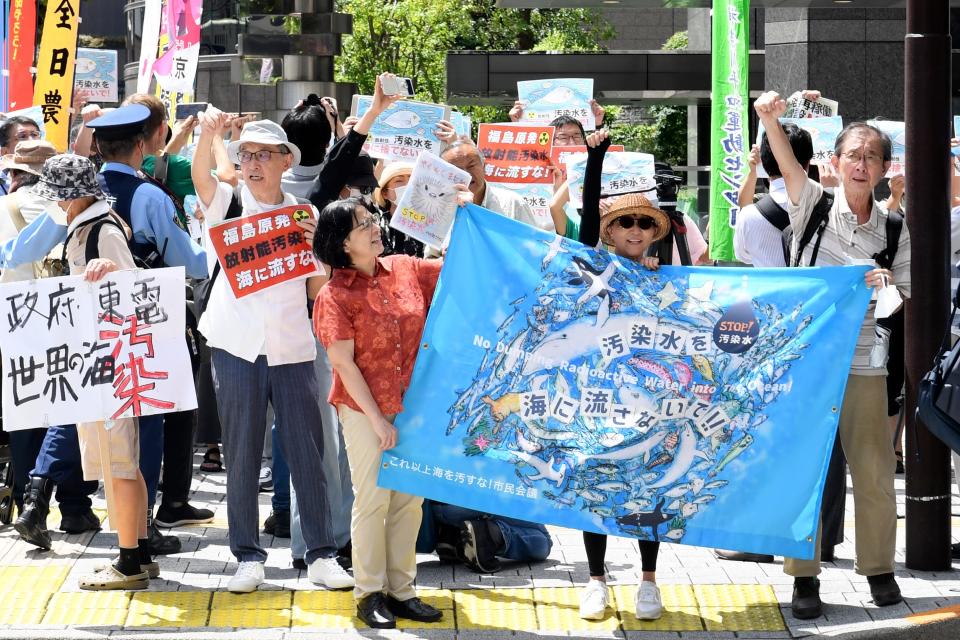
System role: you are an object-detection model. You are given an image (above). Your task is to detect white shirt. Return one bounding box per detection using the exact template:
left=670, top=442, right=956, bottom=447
left=0, top=185, right=54, bottom=283
left=197, top=181, right=317, bottom=366
left=734, top=178, right=790, bottom=267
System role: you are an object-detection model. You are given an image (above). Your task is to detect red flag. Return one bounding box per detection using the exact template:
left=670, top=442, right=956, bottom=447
left=8, top=0, right=36, bottom=110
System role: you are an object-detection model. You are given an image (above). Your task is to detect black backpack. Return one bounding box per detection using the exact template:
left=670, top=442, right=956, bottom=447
left=918, top=281, right=960, bottom=455
left=755, top=192, right=903, bottom=269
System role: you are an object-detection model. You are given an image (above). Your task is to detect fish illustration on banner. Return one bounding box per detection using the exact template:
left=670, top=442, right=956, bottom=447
left=756, top=116, right=844, bottom=178
left=563, top=152, right=656, bottom=209
left=390, top=153, right=471, bottom=248
left=518, top=79, right=595, bottom=132
left=351, top=96, right=451, bottom=162
left=867, top=120, right=905, bottom=177
left=378, top=205, right=871, bottom=558
left=75, top=48, right=119, bottom=103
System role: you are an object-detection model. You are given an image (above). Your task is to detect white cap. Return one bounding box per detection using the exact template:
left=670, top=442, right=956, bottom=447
left=226, top=119, right=301, bottom=167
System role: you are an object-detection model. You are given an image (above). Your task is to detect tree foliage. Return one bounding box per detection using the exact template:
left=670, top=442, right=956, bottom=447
left=335, top=0, right=613, bottom=103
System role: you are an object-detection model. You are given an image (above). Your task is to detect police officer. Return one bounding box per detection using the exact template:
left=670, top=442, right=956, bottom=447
left=86, top=104, right=209, bottom=553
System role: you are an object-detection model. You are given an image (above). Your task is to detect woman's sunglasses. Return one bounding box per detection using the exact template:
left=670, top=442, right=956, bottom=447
left=615, top=215, right=656, bottom=231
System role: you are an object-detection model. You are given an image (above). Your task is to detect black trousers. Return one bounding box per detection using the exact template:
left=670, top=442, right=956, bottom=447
left=821, top=435, right=847, bottom=548
left=160, top=409, right=197, bottom=504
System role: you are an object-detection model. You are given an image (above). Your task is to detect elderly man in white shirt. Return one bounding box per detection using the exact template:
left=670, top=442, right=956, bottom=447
left=191, top=108, right=355, bottom=595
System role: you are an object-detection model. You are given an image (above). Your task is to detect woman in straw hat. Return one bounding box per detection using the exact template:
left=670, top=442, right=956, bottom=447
left=372, top=161, right=424, bottom=257
left=575, top=130, right=673, bottom=623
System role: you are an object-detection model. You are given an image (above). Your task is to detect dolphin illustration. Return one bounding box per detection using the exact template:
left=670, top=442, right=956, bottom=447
left=510, top=450, right=567, bottom=486
left=649, top=424, right=710, bottom=489
left=573, top=431, right=668, bottom=466
left=542, top=236, right=567, bottom=270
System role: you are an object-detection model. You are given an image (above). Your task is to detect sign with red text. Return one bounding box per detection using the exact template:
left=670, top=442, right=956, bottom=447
left=477, top=124, right=554, bottom=184
left=209, top=205, right=320, bottom=299
left=0, top=267, right=197, bottom=430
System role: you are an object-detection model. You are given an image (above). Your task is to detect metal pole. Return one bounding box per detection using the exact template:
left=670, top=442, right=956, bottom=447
left=904, top=0, right=952, bottom=571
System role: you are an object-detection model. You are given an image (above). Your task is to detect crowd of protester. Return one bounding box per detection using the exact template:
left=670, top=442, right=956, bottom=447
left=0, top=72, right=943, bottom=628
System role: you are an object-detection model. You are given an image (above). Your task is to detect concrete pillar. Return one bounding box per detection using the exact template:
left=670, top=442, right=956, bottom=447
left=764, top=8, right=905, bottom=121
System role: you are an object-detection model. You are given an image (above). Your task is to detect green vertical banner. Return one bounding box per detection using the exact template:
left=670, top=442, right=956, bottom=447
left=709, top=0, right=750, bottom=262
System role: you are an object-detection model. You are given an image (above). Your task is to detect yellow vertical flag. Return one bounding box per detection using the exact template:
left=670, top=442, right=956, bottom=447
left=33, top=0, right=81, bottom=152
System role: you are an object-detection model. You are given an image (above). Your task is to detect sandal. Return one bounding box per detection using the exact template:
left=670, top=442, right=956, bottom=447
left=79, top=565, right=149, bottom=591
left=200, top=446, right=224, bottom=472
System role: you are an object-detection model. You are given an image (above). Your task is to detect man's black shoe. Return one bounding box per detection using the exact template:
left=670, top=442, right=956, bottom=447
left=820, top=545, right=835, bottom=563
left=336, top=554, right=352, bottom=571
left=791, top=577, right=822, bottom=620
left=386, top=595, right=443, bottom=623
left=263, top=510, right=290, bottom=538
left=14, top=477, right=53, bottom=550
left=714, top=549, right=775, bottom=563
left=952, top=542, right=960, bottom=560
left=292, top=558, right=307, bottom=571
left=357, top=592, right=395, bottom=629
left=336, top=540, right=352, bottom=570
left=59, top=509, right=102, bottom=534
left=155, top=502, right=214, bottom=528
left=868, top=573, right=903, bottom=607
left=148, top=522, right=182, bottom=555
left=460, top=518, right=503, bottom=573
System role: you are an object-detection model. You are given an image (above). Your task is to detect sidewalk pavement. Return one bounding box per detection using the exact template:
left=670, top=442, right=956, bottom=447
left=0, top=455, right=959, bottom=640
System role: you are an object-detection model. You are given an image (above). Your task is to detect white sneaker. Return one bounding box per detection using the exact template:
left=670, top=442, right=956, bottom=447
left=579, top=579, right=610, bottom=620
left=228, top=561, right=264, bottom=593
left=308, top=556, right=355, bottom=590
left=635, top=580, right=663, bottom=620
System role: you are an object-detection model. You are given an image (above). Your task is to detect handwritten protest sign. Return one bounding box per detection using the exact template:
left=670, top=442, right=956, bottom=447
left=867, top=120, right=906, bottom=177
left=564, top=151, right=656, bottom=209
left=518, top=78, right=595, bottom=132
left=785, top=92, right=839, bottom=119
left=75, top=48, right=119, bottom=103
left=756, top=116, right=844, bottom=178
left=0, top=267, right=197, bottom=430
left=351, top=96, right=451, bottom=162
left=477, top=124, right=554, bottom=185
left=390, top=153, right=471, bottom=248
left=208, top=205, right=320, bottom=299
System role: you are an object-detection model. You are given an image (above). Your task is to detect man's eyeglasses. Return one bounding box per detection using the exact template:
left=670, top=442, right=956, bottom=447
left=840, top=151, right=884, bottom=166
left=237, top=149, right=289, bottom=163
left=14, top=130, right=41, bottom=141
left=615, top=215, right=656, bottom=231
left=555, top=133, right=585, bottom=144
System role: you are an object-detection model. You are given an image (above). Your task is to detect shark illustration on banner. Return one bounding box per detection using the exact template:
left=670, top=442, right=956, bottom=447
left=378, top=205, right=872, bottom=559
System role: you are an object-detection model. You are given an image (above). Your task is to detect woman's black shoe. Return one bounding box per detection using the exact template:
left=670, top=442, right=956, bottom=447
left=357, top=593, right=395, bottom=629
left=386, top=595, right=443, bottom=622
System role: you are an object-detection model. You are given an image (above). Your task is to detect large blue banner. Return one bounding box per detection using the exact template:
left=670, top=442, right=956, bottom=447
left=379, top=205, right=871, bottom=559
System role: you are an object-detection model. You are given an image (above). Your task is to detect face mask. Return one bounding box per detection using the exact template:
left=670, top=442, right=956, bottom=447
left=391, top=185, right=407, bottom=202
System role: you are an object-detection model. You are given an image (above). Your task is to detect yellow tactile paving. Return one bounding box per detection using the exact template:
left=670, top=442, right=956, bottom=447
left=693, top=583, right=779, bottom=608
left=621, top=607, right=705, bottom=631
left=454, top=587, right=535, bottom=608
left=700, top=605, right=785, bottom=631
left=130, top=591, right=212, bottom=609
left=208, top=607, right=292, bottom=628
left=456, top=605, right=538, bottom=630
left=292, top=590, right=354, bottom=610
left=290, top=607, right=356, bottom=628
left=535, top=603, right=621, bottom=631
left=907, top=604, right=960, bottom=624
left=0, top=609, right=45, bottom=625
left=0, top=565, right=70, bottom=591
left=212, top=590, right=292, bottom=610
left=125, top=608, right=210, bottom=628
left=47, top=591, right=132, bottom=609
left=42, top=607, right=128, bottom=626
left=0, top=583, right=790, bottom=631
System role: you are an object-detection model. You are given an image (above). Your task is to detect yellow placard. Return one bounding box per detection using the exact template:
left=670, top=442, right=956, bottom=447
left=32, top=0, right=80, bottom=152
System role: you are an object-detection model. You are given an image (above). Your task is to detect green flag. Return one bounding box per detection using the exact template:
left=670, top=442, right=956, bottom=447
left=709, top=0, right=750, bottom=262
